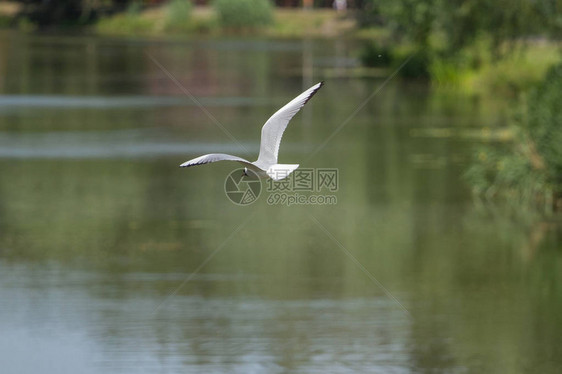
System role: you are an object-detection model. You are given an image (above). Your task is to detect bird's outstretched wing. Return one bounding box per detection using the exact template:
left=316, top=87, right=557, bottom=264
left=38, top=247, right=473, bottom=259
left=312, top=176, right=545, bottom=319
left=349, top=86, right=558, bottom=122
left=255, top=82, right=323, bottom=169
left=180, top=153, right=253, bottom=168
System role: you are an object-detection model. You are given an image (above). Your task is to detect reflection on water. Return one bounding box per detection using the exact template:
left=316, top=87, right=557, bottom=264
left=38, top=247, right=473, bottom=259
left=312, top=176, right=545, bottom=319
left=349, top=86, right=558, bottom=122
left=0, top=32, right=561, bottom=373
left=1, top=263, right=410, bottom=373
left=0, top=129, right=258, bottom=158
left=0, top=95, right=269, bottom=109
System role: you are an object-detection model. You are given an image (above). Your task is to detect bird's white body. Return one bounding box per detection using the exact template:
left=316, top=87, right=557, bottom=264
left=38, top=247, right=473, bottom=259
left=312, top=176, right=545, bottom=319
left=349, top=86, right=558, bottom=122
left=180, top=82, right=324, bottom=181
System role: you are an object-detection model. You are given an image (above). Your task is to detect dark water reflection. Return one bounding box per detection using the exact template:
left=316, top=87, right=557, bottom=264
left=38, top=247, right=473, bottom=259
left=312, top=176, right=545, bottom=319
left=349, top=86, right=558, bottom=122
left=0, top=32, right=561, bottom=373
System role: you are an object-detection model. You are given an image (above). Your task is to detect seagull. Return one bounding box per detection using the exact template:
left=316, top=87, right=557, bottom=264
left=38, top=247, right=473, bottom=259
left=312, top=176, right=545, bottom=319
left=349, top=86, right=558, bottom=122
left=180, top=82, right=324, bottom=181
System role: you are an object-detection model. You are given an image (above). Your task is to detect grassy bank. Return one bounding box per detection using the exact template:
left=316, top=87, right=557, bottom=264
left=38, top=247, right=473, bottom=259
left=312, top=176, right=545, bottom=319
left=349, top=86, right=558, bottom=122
left=359, top=38, right=561, bottom=97
left=433, top=43, right=561, bottom=97
left=95, top=5, right=355, bottom=38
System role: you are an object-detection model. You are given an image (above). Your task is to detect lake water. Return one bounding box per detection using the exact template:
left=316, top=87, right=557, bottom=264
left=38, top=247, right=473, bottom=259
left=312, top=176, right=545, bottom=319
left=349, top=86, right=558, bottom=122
left=0, top=32, right=561, bottom=373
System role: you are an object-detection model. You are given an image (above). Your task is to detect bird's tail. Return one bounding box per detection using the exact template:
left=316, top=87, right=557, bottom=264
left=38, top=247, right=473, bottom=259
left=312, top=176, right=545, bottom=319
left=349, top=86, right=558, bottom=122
left=266, top=164, right=299, bottom=181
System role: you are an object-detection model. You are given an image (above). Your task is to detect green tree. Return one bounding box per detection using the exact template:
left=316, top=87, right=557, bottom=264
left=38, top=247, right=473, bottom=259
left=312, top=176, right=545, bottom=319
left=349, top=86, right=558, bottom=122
left=365, top=0, right=560, bottom=53
left=437, top=0, right=558, bottom=53
left=525, top=63, right=562, bottom=188
left=16, top=0, right=131, bottom=26
left=378, top=0, right=437, bottom=47
left=465, top=62, right=562, bottom=210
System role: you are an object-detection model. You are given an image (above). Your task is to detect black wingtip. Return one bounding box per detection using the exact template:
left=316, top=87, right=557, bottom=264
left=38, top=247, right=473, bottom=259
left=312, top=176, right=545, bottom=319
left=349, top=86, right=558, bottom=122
left=303, top=81, right=324, bottom=105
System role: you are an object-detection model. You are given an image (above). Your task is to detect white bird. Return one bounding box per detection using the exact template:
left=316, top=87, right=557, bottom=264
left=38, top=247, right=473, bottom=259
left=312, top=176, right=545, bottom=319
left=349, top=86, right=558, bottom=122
left=180, top=82, right=324, bottom=181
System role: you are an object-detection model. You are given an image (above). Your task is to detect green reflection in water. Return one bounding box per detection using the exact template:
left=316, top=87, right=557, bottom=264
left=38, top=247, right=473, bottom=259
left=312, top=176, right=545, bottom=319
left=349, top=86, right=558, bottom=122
left=0, top=32, right=561, bottom=374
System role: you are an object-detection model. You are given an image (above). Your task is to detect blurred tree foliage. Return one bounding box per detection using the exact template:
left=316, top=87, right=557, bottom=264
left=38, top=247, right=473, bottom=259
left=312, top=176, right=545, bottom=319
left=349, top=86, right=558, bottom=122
left=525, top=64, right=562, bottom=189
left=363, top=0, right=561, bottom=53
left=15, top=0, right=130, bottom=26
left=439, top=0, right=560, bottom=52
left=465, top=63, right=562, bottom=211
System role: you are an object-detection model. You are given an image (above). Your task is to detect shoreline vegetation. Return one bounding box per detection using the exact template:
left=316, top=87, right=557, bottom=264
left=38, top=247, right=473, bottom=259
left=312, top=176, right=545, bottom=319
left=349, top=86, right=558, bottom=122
left=1, top=2, right=558, bottom=94
left=94, top=6, right=357, bottom=39
left=2, top=0, right=561, bottom=213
